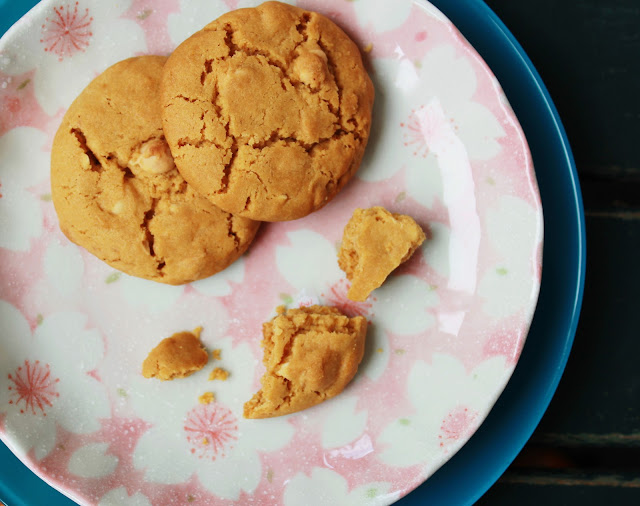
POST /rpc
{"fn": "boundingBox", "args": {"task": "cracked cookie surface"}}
[51,56,260,285]
[243,305,367,419]
[161,1,374,222]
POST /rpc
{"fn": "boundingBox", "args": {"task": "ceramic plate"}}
[0,1,543,504]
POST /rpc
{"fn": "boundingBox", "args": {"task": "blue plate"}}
[0,0,585,504]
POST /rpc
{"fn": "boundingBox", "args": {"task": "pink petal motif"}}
[40,2,93,61]
[438,406,478,452]
[401,107,431,159]
[483,328,523,365]
[7,360,60,416]
[184,404,238,461]
[0,71,52,137]
[323,279,372,317]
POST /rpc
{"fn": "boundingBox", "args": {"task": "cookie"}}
[199,392,216,404]
[208,367,229,381]
[142,327,208,380]
[338,206,426,301]
[243,305,367,419]
[161,1,374,221]
[51,56,260,285]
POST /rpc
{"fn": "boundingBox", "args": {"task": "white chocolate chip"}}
[308,48,328,62]
[129,139,176,175]
[111,201,124,215]
[292,51,328,88]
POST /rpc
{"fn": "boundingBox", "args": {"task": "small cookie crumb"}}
[243,305,367,419]
[364,43,373,53]
[208,367,229,381]
[142,327,208,380]
[338,207,426,302]
[211,349,222,360]
[198,392,216,404]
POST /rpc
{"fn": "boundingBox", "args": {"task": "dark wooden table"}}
[477,0,640,503]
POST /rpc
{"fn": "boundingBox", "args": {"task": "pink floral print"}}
[7,360,60,416]
[184,404,238,461]
[0,0,543,503]
[438,406,478,450]
[40,2,93,61]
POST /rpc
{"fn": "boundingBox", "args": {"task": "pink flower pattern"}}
[0,0,542,503]
[184,404,238,461]
[438,406,478,451]
[323,279,373,317]
[40,2,93,61]
[401,107,430,158]
[7,360,60,416]
[401,104,458,159]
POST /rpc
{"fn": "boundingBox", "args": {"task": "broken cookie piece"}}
[338,206,426,302]
[243,305,367,419]
[198,392,216,404]
[208,367,229,381]
[142,327,208,380]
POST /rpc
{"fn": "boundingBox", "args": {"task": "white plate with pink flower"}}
[0,0,543,504]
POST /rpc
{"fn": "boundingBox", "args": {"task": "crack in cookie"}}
[71,128,102,173]
[140,197,158,258]
[161,1,374,222]
[51,56,261,285]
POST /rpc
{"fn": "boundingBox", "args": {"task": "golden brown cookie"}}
[338,206,426,301]
[161,1,374,221]
[208,367,229,381]
[199,392,216,404]
[243,305,367,419]
[142,327,208,380]
[51,56,260,285]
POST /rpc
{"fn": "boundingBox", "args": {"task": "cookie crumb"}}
[243,305,367,419]
[208,367,229,381]
[198,392,216,404]
[142,327,208,380]
[338,207,426,302]
[364,42,373,53]
[211,349,222,360]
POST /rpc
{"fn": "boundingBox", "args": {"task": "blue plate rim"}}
[400,0,585,504]
[0,0,586,505]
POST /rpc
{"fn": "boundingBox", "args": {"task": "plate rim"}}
[0,0,584,505]
[398,0,585,504]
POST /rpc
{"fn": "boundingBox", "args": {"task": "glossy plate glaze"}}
[0,1,545,505]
